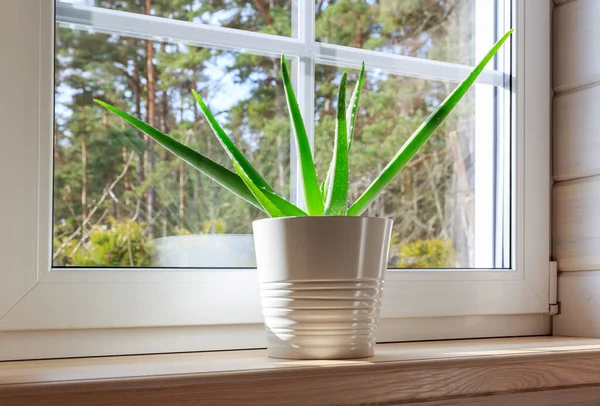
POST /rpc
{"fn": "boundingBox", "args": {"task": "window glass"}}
[314,65,501,269]
[315,0,492,66]
[53,0,507,269]
[53,26,288,267]
[68,0,293,37]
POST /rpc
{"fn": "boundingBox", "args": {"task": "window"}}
[54,0,506,270]
[0,0,551,360]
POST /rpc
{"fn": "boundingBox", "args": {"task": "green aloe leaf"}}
[348,29,514,216]
[192,89,275,194]
[193,88,305,218]
[108,127,147,154]
[347,61,366,151]
[324,73,349,216]
[281,54,324,216]
[94,99,264,211]
[232,162,307,218]
[322,167,332,203]
[322,63,365,201]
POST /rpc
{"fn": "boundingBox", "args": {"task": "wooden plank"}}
[555,0,579,5]
[553,177,600,271]
[554,0,600,92]
[554,271,600,337]
[554,86,600,181]
[404,386,600,406]
[5,336,591,385]
[3,337,600,405]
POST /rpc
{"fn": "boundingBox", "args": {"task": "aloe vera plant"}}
[96,29,513,218]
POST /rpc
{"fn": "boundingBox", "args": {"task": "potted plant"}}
[96,29,513,359]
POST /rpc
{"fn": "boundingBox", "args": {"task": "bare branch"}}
[69,209,109,257]
[53,153,135,260]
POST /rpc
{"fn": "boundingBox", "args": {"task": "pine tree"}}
[54,0,474,267]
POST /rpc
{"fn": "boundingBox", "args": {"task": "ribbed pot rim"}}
[253,216,393,226]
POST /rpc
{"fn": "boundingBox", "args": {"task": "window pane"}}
[53,26,290,267]
[314,64,504,269]
[315,0,495,65]
[68,0,293,37]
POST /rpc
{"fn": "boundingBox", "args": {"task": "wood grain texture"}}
[553,177,600,271]
[402,386,600,406]
[3,337,600,405]
[554,0,600,92]
[554,0,580,6]
[553,86,600,181]
[554,271,600,337]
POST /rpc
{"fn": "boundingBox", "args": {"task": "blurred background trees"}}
[54,0,479,268]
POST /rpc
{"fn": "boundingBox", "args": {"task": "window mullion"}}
[55,1,307,58]
[497,0,514,269]
[55,1,504,86]
[291,1,316,208]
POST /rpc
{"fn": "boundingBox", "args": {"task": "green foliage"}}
[280,55,324,215]
[393,238,456,269]
[54,0,506,268]
[55,218,154,267]
[169,219,228,235]
[322,63,365,201]
[98,30,511,218]
[192,89,276,194]
[108,127,147,154]
[232,161,307,217]
[347,29,513,215]
[324,72,349,215]
[202,219,228,234]
[95,99,262,210]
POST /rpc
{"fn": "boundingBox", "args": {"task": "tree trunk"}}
[81,106,88,237]
[54,120,61,165]
[133,55,142,119]
[145,0,156,236]
[132,52,145,214]
[103,109,119,220]
[254,0,273,25]
[179,164,186,229]
[54,64,62,165]
[191,77,200,230]
[260,13,285,196]
[160,42,170,133]
[191,77,198,125]
[122,145,131,191]
[191,171,199,231]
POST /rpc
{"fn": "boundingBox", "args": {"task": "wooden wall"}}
[552,0,600,336]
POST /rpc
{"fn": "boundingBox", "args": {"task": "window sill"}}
[2,336,600,405]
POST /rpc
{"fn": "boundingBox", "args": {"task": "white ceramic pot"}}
[253,216,393,359]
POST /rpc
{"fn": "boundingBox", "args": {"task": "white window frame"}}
[0,0,551,360]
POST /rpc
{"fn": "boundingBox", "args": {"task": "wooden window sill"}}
[2,336,600,405]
